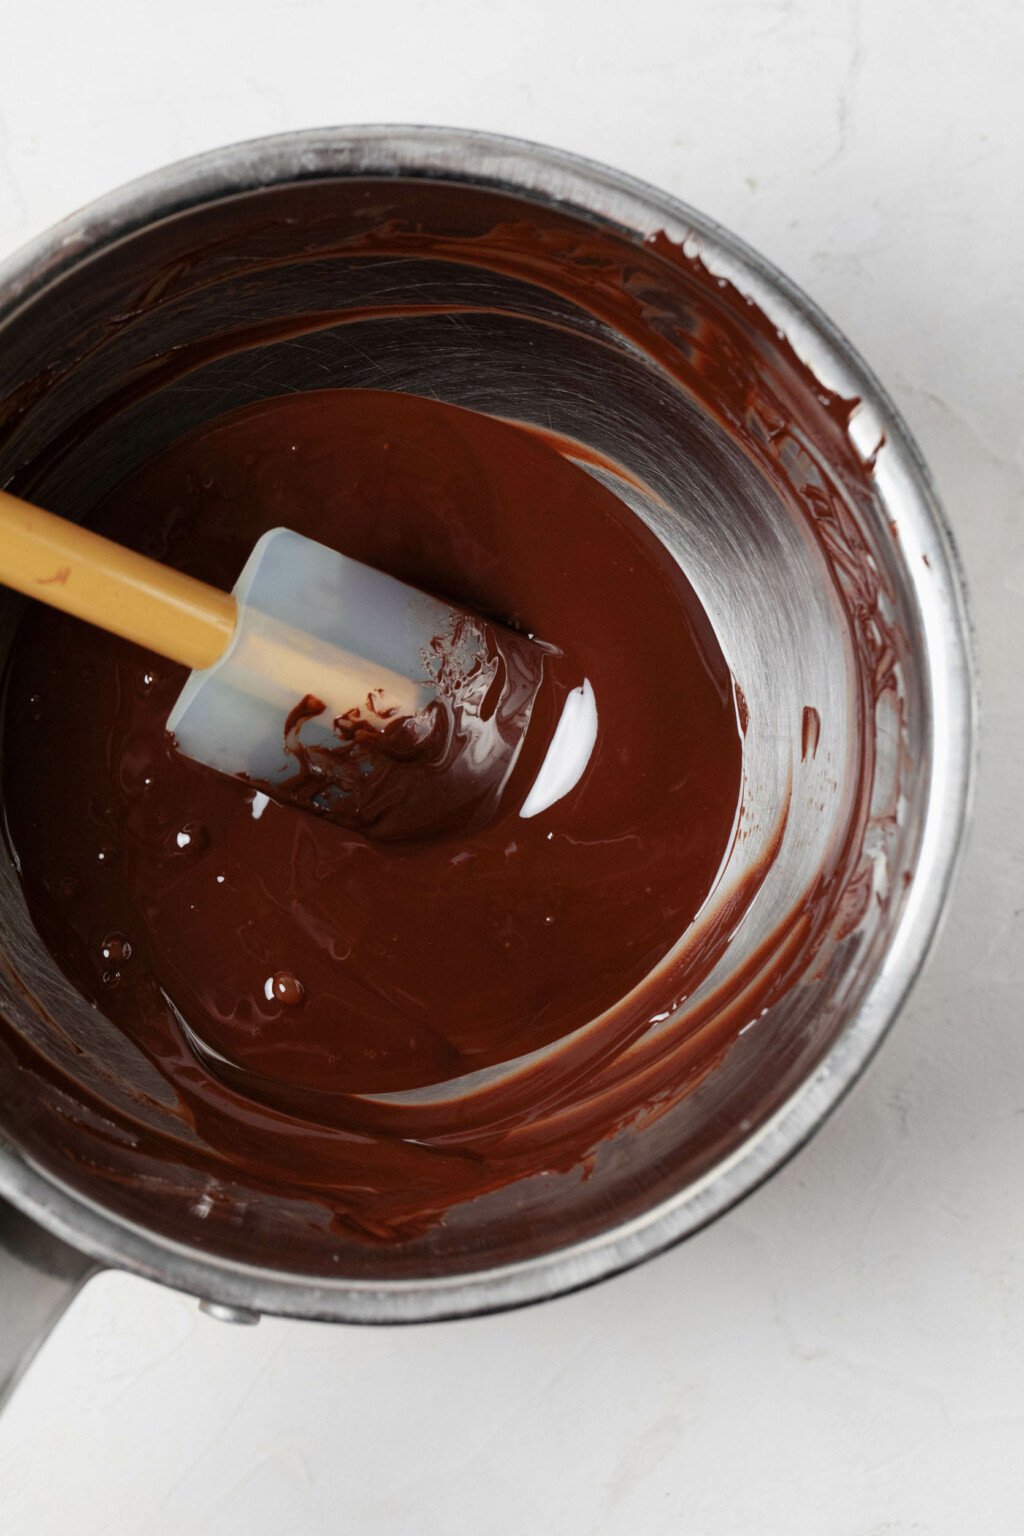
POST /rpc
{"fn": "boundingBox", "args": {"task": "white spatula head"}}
[166,528,551,841]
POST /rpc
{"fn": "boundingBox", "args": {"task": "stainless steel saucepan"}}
[0,127,973,1407]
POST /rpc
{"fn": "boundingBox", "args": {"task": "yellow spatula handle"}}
[0,489,236,670]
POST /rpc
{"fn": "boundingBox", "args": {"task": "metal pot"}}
[0,127,973,1404]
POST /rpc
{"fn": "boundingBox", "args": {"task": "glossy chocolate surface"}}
[3,389,743,1237]
[0,175,902,1260]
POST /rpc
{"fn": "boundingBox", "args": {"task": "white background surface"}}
[1,1,1022,1531]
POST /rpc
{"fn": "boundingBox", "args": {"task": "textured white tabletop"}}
[1,1,1021,1531]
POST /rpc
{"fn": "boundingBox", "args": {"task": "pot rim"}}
[0,125,975,1323]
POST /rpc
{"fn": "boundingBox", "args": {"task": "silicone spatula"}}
[0,489,555,841]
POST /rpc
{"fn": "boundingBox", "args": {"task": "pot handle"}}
[0,1195,99,1411]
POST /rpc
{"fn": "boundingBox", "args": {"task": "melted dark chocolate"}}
[0,180,901,1254]
[2,389,743,1231]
